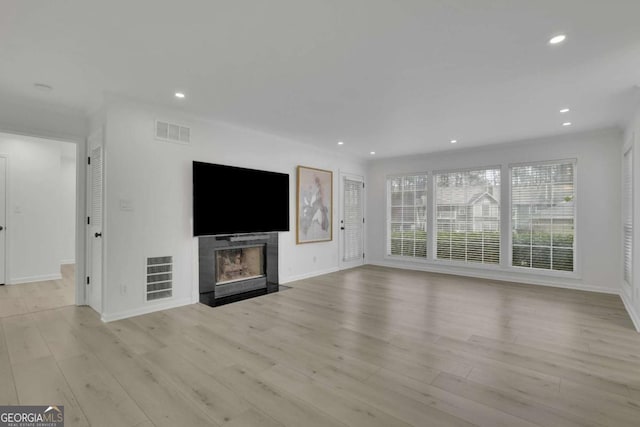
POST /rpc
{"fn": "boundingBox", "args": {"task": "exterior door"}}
[87,131,103,313]
[340,173,365,269]
[0,157,5,284]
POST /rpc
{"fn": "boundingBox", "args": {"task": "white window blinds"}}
[624,148,633,285]
[388,174,427,258]
[435,168,501,264]
[343,177,364,262]
[511,161,575,272]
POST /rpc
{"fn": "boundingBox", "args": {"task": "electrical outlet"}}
[121,284,127,295]
[313,256,317,263]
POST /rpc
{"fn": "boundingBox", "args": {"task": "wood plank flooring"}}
[0,264,75,317]
[1,265,639,426]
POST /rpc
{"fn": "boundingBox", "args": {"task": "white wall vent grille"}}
[146,256,173,301]
[155,120,190,144]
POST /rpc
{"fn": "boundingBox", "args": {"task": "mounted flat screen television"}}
[193,161,290,236]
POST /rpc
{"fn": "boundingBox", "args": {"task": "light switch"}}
[119,199,134,211]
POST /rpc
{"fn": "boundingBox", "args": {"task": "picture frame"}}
[296,165,333,244]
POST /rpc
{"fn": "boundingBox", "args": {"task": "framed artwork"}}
[297,165,333,244]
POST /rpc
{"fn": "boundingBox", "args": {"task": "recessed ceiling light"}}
[337,141,344,145]
[33,83,53,92]
[370,151,376,155]
[560,108,570,113]
[175,92,185,99]
[562,122,572,126]
[549,34,567,45]
[450,139,458,144]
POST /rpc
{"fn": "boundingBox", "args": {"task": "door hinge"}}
[362,182,365,188]
[87,156,91,165]
[363,253,365,259]
[363,217,365,224]
[87,216,90,225]
[86,276,90,285]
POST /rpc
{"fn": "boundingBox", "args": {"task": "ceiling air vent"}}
[155,120,190,144]
[146,256,173,301]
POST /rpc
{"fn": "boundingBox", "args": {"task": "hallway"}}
[0,264,75,317]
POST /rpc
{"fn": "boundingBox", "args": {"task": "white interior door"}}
[0,157,6,284]
[340,173,364,269]
[87,132,103,313]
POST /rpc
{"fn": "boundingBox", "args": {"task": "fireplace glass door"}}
[215,246,265,285]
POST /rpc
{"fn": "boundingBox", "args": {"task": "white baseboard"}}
[101,297,192,322]
[60,259,75,265]
[280,266,340,284]
[620,291,640,332]
[9,273,63,285]
[368,260,619,295]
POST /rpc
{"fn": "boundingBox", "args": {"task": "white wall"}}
[0,133,76,283]
[622,108,640,329]
[0,94,86,142]
[366,128,622,293]
[60,143,76,264]
[101,98,366,320]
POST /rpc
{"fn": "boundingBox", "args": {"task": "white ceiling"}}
[1,0,640,158]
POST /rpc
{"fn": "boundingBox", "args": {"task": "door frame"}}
[339,171,365,270]
[0,154,8,285]
[0,128,87,305]
[74,135,88,306]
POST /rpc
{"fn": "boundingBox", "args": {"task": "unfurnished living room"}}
[1,1,640,426]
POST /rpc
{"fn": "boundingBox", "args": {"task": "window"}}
[482,203,490,217]
[388,174,427,258]
[624,148,633,285]
[435,168,501,264]
[511,161,575,272]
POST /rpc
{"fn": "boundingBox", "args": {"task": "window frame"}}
[382,159,580,279]
[432,165,502,266]
[508,158,579,277]
[385,172,429,260]
[623,147,633,288]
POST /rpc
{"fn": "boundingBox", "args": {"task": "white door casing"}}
[0,157,6,284]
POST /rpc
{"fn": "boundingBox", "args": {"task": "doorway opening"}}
[0,132,77,316]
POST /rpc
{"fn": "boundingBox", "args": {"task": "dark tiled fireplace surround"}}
[198,233,279,307]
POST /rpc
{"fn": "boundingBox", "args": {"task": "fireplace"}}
[216,246,265,284]
[199,233,278,306]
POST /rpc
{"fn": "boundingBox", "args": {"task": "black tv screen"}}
[193,161,290,236]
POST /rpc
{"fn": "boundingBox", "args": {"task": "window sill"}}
[383,254,580,280]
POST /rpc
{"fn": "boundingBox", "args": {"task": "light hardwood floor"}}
[0,264,75,317]
[1,265,639,426]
